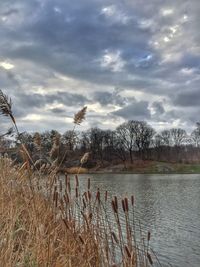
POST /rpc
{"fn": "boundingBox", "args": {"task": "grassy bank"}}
[84,161,200,174]
[0,158,158,267]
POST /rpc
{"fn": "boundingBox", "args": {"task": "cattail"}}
[53,186,57,201]
[87,178,90,190]
[75,175,79,187]
[83,198,86,209]
[125,245,131,258]
[75,187,78,198]
[80,152,90,165]
[105,190,108,202]
[67,182,71,193]
[131,195,134,206]
[122,199,126,213]
[96,189,100,203]
[112,200,118,213]
[79,235,85,245]
[114,196,118,210]
[148,231,151,241]
[125,197,129,212]
[147,253,153,265]
[73,106,87,125]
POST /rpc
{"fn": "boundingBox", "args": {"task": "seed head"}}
[0,90,15,123]
[73,106,87,125]
[80,152,90,165]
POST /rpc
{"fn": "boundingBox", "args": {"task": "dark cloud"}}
[93,89,127,106]
[152,101,165,115]
[50,108,65,114]
[0,0,199,131]
[112,100,151,121]
[9,91,90,120]
[174,90,200,107]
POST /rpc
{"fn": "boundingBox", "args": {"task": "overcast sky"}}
[0,0,200,133]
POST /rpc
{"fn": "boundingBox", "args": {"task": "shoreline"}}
[64,161,200,175]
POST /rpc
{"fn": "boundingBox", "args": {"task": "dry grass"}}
[0,158,158,267]
[0,90,160,266]
[66,167,88,174]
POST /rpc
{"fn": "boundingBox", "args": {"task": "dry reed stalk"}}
[0,156,159,266]
[33,132,42,151]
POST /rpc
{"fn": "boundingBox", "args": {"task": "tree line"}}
[1,120,200,167]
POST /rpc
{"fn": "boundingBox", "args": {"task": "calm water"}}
[77,173,200,267]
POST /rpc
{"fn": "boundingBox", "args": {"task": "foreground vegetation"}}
[0,158,159,267]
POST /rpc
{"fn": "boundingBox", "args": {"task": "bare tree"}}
[191,123,200,147]
[130,121,155,160]
[116,121,135,163]
[170,128,187,147]
[62,130,78,151]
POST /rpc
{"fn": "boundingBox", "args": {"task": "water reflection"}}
[75,173,200,267]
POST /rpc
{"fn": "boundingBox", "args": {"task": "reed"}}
[0,158,159,267]
[0,90,160,266]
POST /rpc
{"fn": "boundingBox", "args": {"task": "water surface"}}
[77,173,200,267]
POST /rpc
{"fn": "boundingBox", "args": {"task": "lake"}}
[77,173,200,267]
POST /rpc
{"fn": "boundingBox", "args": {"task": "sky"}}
[0,0,200,133]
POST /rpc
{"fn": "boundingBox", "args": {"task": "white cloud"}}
[0,61,15,70]
[101,5,130,24]
[101,5,115,16]
[161,8,174,16]
[163,36,170,42]
[180,68,196,75]
[22,114,42,121]
[138,19,155,30]
[99,50,126,72]
[169,25,179,35]
[181,14,189,23]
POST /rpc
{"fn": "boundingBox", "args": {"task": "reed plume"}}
[80,152,90,165]
[73,106,87,125]
[49,134,60,160]
[0,89,13,120]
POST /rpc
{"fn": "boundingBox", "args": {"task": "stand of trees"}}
[1,120,200,166]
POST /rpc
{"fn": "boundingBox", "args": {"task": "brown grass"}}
[0,90,159,266]
[66,167,88,174]
[0,158,158,267]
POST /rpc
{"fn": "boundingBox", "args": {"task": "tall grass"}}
[0,90,160,266]
[0,158,159,267]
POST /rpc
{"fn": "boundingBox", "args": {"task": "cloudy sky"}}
[0,0,200,133]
